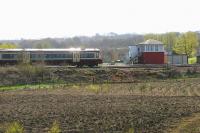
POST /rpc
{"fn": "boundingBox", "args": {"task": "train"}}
[0,48,103,67]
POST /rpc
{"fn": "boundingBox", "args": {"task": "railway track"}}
[46,64,200,69]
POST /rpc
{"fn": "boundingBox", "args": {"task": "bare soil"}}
[169,112,200,133]
[1,88,200,133]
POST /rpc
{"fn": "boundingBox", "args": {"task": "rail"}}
[44,64,200,69]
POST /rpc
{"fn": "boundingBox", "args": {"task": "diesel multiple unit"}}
[0,48,102,67]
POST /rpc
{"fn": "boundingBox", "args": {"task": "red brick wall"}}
[140,52,165,64]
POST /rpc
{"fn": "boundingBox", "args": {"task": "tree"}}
[110,49,119,61]
[173,32,198,57]
[144,32,179,52]
[0,43,18,49]
[163,32,179,52]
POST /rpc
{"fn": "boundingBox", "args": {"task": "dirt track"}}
[1,89,200,133]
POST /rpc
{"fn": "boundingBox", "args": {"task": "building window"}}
[150,45,154,51]
[146,45,148,51]
[158,45,164,51]
[155,45,158,51]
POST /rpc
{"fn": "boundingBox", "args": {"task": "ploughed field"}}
[1,79,200,133]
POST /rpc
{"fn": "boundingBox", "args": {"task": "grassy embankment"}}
[1,64,200,91]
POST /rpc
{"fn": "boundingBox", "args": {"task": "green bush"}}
[48,121,61,133]
[5,122,24,133]
[188,57,197,64]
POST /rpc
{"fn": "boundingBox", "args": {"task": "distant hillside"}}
[11,34,144,49]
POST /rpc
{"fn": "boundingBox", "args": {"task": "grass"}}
[86,84,111,94]
[0,82,74,91]
[2,77,200,97]
[0,84,52,91]
[0,82,108,92]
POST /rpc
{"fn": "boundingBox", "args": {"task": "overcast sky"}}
[0,0,199,39]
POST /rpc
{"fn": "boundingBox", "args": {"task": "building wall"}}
[128,46,138,59]
[164,53,168,64]
[167,55,188,64]
[139,52,165,64]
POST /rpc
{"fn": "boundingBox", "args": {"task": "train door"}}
[73,52,80,63]
[22,51,30,63]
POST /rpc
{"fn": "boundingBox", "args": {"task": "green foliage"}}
[0,43,18,49]
[174,32,198,57]
[144,32,199,58]
[188,57,197,64]
[33,39,52,49]
[5,122,24,133]
[144,32,179,50]
[48,121,61,133]
[0,83,53,91]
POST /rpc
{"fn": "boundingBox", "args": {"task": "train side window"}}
[96,52,99,58]
[44,53,72,59]
[80,52,95,58]
[30,54,35,58]
[66,53,73,58]
[2,54,16,59]
[88,53,94,58]
[80,52,86,58]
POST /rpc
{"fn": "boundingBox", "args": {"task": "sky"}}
[0,0,199,39]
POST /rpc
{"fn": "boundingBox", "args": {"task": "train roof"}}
[0,48,100,52]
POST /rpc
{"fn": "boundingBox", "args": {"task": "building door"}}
[73,52,80,62]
